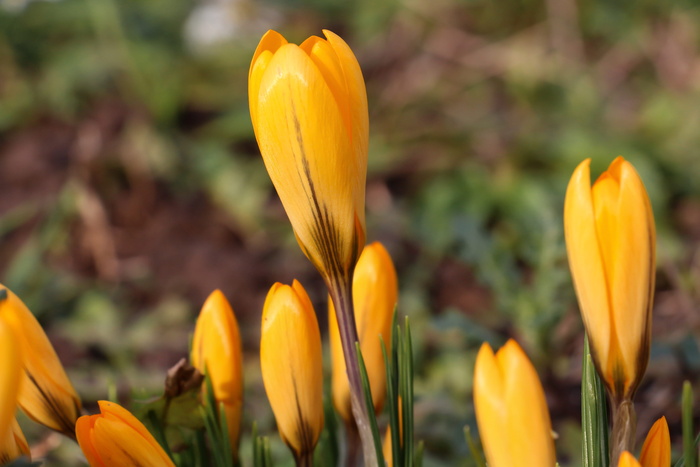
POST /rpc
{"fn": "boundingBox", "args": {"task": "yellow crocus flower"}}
[330,242,397,422]
[260,280,323,462]
[639,417,670,467]
[75,400,175,467]
[1,419,31,463]
[618,451,643,467]
[564,157,655,399]
[473,340,556,467]
[0,316,25,464]
[191,290,243,457]
[0,285,81,438]
[249,29,368,283]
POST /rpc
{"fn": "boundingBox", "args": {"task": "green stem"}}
[328,275,378,467]
[610,398,636,465]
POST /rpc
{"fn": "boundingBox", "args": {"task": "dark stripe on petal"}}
[25,370,78,438]
[288,96,349,282]
[291,372,315,456]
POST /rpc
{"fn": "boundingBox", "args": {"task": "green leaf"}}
[201,370,234,467]
[581,335,609,467]
[463,426,486,467]
[400,317,415,467]
[683,381,696,467]
[356,341,385,465]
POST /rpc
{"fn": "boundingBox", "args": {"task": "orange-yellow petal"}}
[0,285,81,438]
[76,401,175,467]
[260,280,324,457]
[640,416,670,467]
[564,159,612,375]
[191,290,243,455]
[248,30,368,282]
[473,340,556,467]
[0,316,20,445]
[1,418,31,464]
[564,157,655,399]
[618,451,642,467]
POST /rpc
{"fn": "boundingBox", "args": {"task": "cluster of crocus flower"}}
[258,242,398,464]
[249,28,387,465]
[0,22,682,467]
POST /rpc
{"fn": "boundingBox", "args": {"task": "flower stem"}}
[294,450,314,467]
[610,398,636,465]
[328,275,379,467]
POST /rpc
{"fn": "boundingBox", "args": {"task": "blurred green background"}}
[1,0,699,465]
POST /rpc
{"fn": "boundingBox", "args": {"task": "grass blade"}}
[581,335,609,467]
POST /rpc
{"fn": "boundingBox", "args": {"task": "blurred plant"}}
[564,157,655,462]
[248,28,376,464]
[472,339,556,467]
[260,280,324,466]
[75,400,175,467]
[190,289,243,459]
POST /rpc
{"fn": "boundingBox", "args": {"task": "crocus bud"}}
[191,290,243,456]
[0,316,26,464]
[249,29,368,282]
[0,285,81,438]
[330,242,398,421]
[1,419,31,463]
[473,340,556,467]
[564,157,655,400]
[640,417,670,467]
[618,451,642,467]
[75,400,175,467]
[260,280,324,460]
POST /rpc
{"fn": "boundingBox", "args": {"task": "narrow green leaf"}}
[683,381,696,467]
[401,317,415,467]
[413,440,424,467]
[218,402,234,466]
[195,429,208,467]
[356,342,385,465]
[382,335,402,467]
[582,335,609,467]
[464,426,486,467]
[674,433,700,467]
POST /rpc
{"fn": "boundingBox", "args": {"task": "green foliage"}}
[682,381,696,467]
[381,315,420,467]
[581,336,609,467]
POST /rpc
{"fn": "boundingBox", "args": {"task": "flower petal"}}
[640,416,670,467]
[254,43,358,278]
[0,285,81,437]
[564,160,612,380]
[260,282,324,456]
